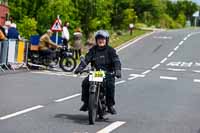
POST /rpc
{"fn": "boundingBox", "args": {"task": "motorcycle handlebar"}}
[80,69,115,77]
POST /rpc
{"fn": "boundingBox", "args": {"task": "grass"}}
[109,29,150,48]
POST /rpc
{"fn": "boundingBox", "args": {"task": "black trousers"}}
[81,76,115,106]
[63,39,68,49]
[40,49,56,60]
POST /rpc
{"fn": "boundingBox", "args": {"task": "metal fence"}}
[0,39,29,72]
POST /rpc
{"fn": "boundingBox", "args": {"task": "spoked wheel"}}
[88,93,97,125]
[59,56,76,72]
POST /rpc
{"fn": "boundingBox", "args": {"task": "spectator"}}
[73,27,82,59]
[85,32,95,52]
[62,21,70,48]
[3,20,11,36]
[7,23,21,40]
[129,23,134,35]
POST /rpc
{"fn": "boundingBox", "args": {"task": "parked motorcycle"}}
[28,46,76,72]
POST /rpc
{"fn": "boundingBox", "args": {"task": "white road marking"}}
[193,70,200,73]
[0,105,44,120]
[152,64,160,69]
[168,51,174,57]
[153,36,172,39]
[31,71,77,77]
[129,74,145,77]
[97,121,126,133]
[122,68,133,71]
[183,37,187,41]
[179,41,184,45]
[174,46,179,51]
[160,58,168,64]
[54,93,81,103]
[115,80,126,85]
[194,79,200,83]
[142,70,151,75]
[128,76,138,80]
[160,76,178,80]
[167,68,186,72]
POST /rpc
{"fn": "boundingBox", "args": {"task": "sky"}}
[192,0,200,5]
[171,0,200,5]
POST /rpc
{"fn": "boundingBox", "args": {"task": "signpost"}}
[192,11,199,27]
[50,15,62,44]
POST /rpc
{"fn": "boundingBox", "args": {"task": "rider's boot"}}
[80,103,88,111]
[107,106,117,115]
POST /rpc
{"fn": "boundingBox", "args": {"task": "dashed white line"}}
[0,105,44,120]
[97,121,126,133]
[183,37,187,41]
[122,68,133,71]
[187,34,191,38]
[129,74,145,77]
[174,46,179,51]
[167,68,186,72]
[160,76,178,80]
[160,58,168,64]
[168,51,174,57]
[128,76,138,80]
[115,80,126,85]
[179,41,184,45]
[54,93,81,103]
[192,70,200,73]
[152,64,160,69]
[194,79,200,83]
[142,70,151,75]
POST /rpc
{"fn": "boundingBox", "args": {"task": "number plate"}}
[89,71,105,82]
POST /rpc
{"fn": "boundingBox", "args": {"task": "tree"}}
[17,16,37,39]
[121,8,137,29]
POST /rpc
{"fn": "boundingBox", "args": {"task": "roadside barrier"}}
[0,39,29,72]
[0,40,9,72]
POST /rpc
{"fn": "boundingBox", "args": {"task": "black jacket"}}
[81,45,121,72]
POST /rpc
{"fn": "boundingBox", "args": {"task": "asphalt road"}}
[1,28,200,133]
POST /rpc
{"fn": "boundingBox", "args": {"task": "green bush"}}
[135,23,147,29]
[176,12,186,27]
[17,16,37,39]
[159,14,182,29]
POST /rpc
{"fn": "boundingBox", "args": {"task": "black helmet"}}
[95,30,109,45]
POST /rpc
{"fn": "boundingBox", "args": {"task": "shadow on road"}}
[54,113,89,125]
[54,113,112,125]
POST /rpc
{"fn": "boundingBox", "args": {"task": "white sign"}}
[193,11,199,17]
[51,18,62,32]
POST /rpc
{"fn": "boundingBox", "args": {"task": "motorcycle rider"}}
[74,30,122,114]
[39,29,62,67]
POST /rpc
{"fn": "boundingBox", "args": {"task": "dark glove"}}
[115,70,121,78]
[74,66,83,74]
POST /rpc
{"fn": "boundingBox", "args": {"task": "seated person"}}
[39,29,61,67]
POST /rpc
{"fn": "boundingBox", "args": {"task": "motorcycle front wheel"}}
[59,56,76,72]
[88,92,97,125]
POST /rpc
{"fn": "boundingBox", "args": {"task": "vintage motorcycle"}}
[81,67,114,124]
[28,46,77,72]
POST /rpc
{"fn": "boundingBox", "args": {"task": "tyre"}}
[88,92,97,124]
[59,56,76,72]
